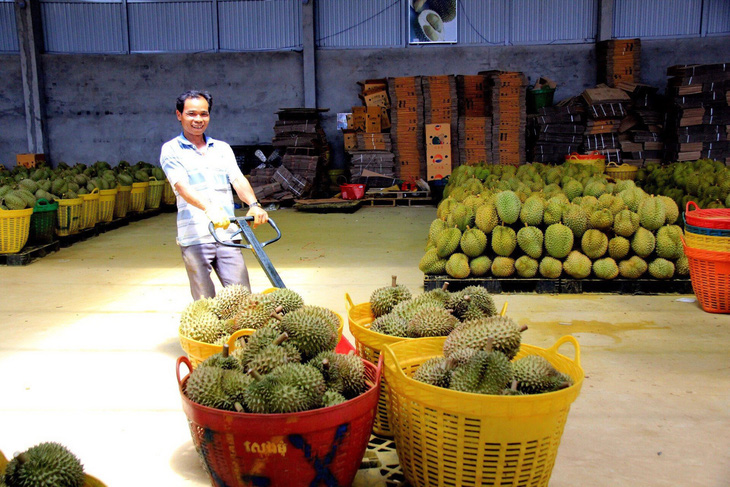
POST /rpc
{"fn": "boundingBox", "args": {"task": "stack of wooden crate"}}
[482,70,528,166]
[456,74,492,166]
[597,38,641,88]
[388,76,425,180]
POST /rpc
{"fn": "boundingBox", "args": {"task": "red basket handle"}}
[176,355,193,389]
[685,200,699,213]
[547,335,581,368]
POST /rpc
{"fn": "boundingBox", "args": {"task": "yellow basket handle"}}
[227,328,256,351]
[91,187,99,194]
[606,161,619,168]
[499,301,508,317]
[566,152,579,161]
[345,293,355,311]
[547,335,581,368]
[0,448,8,470]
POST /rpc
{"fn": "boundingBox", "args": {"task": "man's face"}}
[176,97,210,139]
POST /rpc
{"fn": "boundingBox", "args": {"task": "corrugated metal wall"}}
[704,0,730,36]
[0,1,19,53]
[510,0,596,44]
[218,0,301,51]
[614,0,703,38]
[41,1,125,53]
[315,0,402,48]
[458,0,507,45]
[128,1,214,52]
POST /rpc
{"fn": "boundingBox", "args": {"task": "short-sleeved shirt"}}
[160,133,244,247]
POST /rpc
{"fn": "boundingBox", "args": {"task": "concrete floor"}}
[1,206,729,486]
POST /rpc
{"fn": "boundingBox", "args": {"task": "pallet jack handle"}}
[208,216,286,289]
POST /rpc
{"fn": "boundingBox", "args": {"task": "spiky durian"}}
[3,442,85,487]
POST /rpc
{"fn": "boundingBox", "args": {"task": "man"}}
[160,90,268,300]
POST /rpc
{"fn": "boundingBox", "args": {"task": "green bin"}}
[527,87,556,113]
[28,198,58,246]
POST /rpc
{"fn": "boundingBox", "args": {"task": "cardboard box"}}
[426,123,451,146]
[16,153,46,169]
[427,149,452,180]
[360,90,390,109]
[343,131,358,151]
[380,107,391,130]
[365,106,382,133]
[358,78,388,94]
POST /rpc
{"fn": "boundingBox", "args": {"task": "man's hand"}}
[247,205,268,229]
[205,206,230,229]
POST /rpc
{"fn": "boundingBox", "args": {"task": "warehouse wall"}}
[1,35,729,169]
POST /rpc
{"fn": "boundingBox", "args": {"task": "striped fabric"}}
[160,133,244,247]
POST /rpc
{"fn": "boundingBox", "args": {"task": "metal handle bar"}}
[208,216,282,249]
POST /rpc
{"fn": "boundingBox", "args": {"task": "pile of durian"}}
[413,317,573,396]
[421,162,689,280]
[179,285,329,345]
[0,160,166,210]
[1,442,85,487]
[368,277,497,338]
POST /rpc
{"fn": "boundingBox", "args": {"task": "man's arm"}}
[173,180,230,229]
[232,176,268,228]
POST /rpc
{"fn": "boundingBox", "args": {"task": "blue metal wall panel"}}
[614,0,702,38]
[218,0,301,51]
[41,1,125,53]
[510,0,596,44]
[315,0,402,48]
[704,0,730,35]
[0,2,19,53]
[458,0,506,45]
[128,1,214,52]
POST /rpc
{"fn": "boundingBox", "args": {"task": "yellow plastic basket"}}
[114,185,132,218]
[97,188,118,223]
[180,309,345,368]
[383,335,584,487]
[565,151,606,173]
[56,198,83,236]
[346,293,405,437]
[0,449,107,486]
[145,178,165,210]
[129,182,149,213]
[79,188,100,229]
[605,161,638,180]
[162,181,176,205]
[684,229,730,253]
[0,208,33,254]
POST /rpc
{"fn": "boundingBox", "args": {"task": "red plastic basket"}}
[685,201,730,230]
[176,354,381,487]
[683,239,730,314]
[340,184,365,200]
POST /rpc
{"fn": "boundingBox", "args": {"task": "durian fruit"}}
[445,252,471,278]
[469,255,492,277]
[581,229,609,259]
[406,305,458,338]
[648,258,675,279]
[563,251,592,279]
[309,351,345,394]
[436,227,462,258]
[457,285,497,319]
[273,308,338,360]
[631,227,656,258]
[474,203,499,234]
[539,256,563,278]
[658,195,679,224]
[543,196,565,225]
[519,196,544,226]
[186,365,234,410]
[419,248,448,275]
[333,351,368,399]
[618,256,648,279]
[428,218,449,245]
[638,196,666,231]
[267,288,304,314]
[460,227,488,257]
[322,389,347,408]
[656,225,683,260]
[266,363,327,413]
[200,344,240,370]
[429,0,456,22]
[515,255,539,278]
[491,225,517,257]
[495,190,521,224]
[613,209,640,237]
[544,223,574,259]
[3,442,85,487]
[413,356,455,388]
[444,315,526,360]
[210,284,250,320]
[675,254,690,276]
[491,256,515,277]
[563,179,583,201]
[449,341,513,395]
[513,355,572,394]
[517,225,543,259]
[608,236,630,260]
[562,204,589,238]
[501,379,526,396]
[369,313,408,337]
[229,294,278,332]
[589,208,614,231]
[593,257,619,279]
[221,368,253,409]
[369,276,412,317]
[243,332,302,375]
[179,298,226,344]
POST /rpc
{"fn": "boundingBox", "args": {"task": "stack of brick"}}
[272,108,331,198]
[581,86,632,164]
[422,75,459,167]
[481,70,527,166]
[527,102,585,164]
[597,38,641,88]
[617,83,665,166]
[388,76,425,180]
[456,74,491,166]
[664,63,730,163]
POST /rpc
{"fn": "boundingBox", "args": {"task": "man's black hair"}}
[176,90,213,113]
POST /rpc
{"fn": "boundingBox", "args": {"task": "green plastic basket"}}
[28,198,58,246]
[527,87,556,113]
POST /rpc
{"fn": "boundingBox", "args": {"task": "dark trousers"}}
[180,241,250,300]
